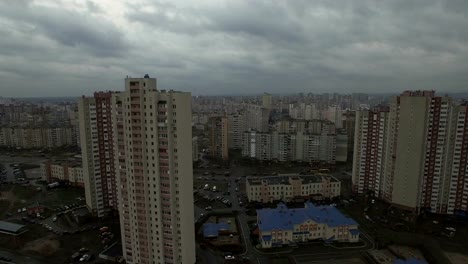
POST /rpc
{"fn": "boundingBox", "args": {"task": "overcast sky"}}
[1,0,468,97]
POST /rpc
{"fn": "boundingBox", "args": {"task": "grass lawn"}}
[55,187,84,202]
[12,185,37,200]
[0,200,10,215]
[40,187,85,208]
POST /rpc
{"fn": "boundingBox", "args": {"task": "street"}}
[193,158,375,264]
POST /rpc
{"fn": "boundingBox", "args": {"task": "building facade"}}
[352,107,389,197]
[352,91,468,215]
[246,174,341,202]
[192,137,199,162]
[244,104,269,132]
[242,131,336,163]
[112,76,195,264]
[40,161,84,187]
[257,203,359,248]
[78,92,118,217]
[326,105,343,129]
[227,113,245,149]
[209,116,229,160]
[262,93,272,109]
[0,126,75,148]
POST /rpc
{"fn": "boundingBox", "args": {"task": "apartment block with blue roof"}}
[257,202,359,248]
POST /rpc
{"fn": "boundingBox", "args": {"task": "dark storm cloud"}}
[0,1,127,58]
[1,0,468,96]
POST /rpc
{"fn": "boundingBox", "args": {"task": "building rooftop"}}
[247,174,339,186]
[257,202,357,231]
[0,221,28,235]
[72,206,91,217]
[203,222,230,238]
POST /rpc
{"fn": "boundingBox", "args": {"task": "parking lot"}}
[0,193,120,264]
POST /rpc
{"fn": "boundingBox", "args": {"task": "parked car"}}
[224,253,235,260]
[79,254,91,262]
[79,247,89,253]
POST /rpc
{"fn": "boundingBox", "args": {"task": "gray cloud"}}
[1,0,468,97]
[0,1,128,58]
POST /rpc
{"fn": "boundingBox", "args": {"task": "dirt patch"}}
[22,235,61,257]
[0,191,15,212]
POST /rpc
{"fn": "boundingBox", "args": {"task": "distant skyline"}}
[1,0,468,97]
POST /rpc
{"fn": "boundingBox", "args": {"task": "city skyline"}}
[2,1,468,97]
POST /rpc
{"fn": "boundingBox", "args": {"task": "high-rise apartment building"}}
[112,76,195,264]
[352,107,389,197]
[209,116,229,160]
[326,105,343,129]
[245,104,269,132]
[343,111,356,156]
[78,92,118,217]
[352,91,468,216]
[262,93,272,109]
[242,130,336,163]
[227,112,245,149]
[447,102,468,215]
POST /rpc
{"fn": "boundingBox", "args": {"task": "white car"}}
[22,208,26,212]
[79,254,90,262]
[446,227,456,232]
[224,255,235,260]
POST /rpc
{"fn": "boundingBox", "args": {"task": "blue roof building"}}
[257,202,360,248]
[203,222,230,238]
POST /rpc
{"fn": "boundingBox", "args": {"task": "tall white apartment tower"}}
[353,91,468,216]
[112,75,195,264]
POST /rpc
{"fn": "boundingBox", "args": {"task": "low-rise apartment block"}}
[246,174,341,203]
[257,203,359,248]
[40,161,84,187]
